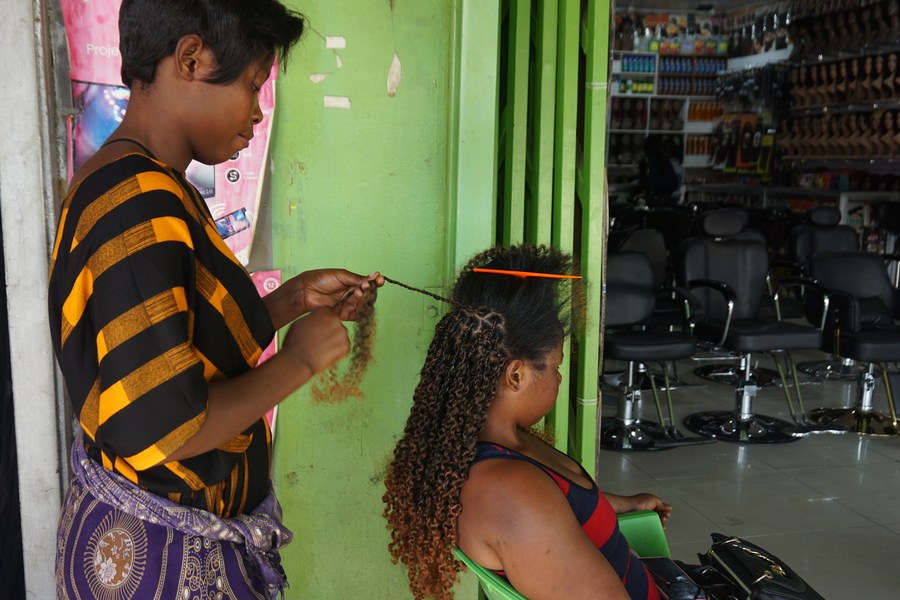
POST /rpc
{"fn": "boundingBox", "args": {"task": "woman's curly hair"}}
[382,244,576,600]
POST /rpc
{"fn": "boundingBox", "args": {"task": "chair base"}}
[694,364,780,387]
[797,359,866,382]
[601,419,667,451]
[601,369,703,392]
[601,419,715,451]
[806,407,900,436]
[684,410,801,443]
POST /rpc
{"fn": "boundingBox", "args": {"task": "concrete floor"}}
[599,350,900,599]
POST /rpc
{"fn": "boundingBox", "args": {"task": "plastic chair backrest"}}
[455,509,669,600]
[616,509,671,558]
[453,547,527,600]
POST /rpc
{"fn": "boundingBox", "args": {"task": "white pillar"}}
[0,0,65,597]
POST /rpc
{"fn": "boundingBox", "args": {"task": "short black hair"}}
[119,0,305,88]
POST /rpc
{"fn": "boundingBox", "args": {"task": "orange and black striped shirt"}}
[49,154,275,517]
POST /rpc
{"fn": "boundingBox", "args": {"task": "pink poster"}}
[251,271,282,436]
[61,0,276,266]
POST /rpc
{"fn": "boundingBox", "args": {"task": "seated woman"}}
[383,245,671,600]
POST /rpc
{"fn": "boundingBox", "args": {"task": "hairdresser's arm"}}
[263,269,383,329]
[161,308,349,464]
[461,461,632,600]
[605,492,672,528]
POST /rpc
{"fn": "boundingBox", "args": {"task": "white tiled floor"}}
[598,351,900,599]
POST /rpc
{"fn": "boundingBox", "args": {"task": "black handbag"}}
[700,533,826,600]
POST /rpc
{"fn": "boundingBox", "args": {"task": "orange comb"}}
[472,267,582,279]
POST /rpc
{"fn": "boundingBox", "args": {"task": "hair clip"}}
[472,267,582,280]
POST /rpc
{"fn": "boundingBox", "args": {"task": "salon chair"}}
[675,209,825,443]
[690,208,788,388]
[789,205,864,381]
[601,251,706,450]
[803,251,900,435]
[617,228,686,329]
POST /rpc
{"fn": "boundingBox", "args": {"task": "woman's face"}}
[887,111,895,131]
[519,342,563,425]
[865,56,873,75]
[890,54,898,73]
[876,55,884,75]
[851,59,860,77]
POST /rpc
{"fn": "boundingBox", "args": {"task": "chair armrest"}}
[771,276,829,328]
[687,278,736,347]
[659,285,702,325]
[767,261,807,295]
[822,287,861,333]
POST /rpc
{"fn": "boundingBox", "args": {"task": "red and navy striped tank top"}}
[472,442,660,600]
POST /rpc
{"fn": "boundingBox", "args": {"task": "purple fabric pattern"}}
[56,430,293,599]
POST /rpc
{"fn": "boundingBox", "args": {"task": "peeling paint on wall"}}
[325,35,347,49]
[387,53,402,97]
[323,95,352,109]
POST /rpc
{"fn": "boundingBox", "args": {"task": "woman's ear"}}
[173,34,213,81]
[503,359,525,392]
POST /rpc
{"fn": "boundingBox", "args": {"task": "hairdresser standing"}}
[48,1,382,597]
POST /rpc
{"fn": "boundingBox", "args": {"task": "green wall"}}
[269,1,483,596]
[266,0,612,595]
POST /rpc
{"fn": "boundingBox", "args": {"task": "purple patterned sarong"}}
[56,431,293,599]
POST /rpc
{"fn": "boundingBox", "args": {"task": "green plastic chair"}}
[454,509,669,600]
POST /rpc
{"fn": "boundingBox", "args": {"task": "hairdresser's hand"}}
[605,493,673,529]
[265,269,383,329]
[281,307,351,375]
[299,269,383,321]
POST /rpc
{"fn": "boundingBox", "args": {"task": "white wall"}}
[0,0,65,597]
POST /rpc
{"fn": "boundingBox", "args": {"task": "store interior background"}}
[604,0,900,597]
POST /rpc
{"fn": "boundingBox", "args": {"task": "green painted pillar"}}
[268,1,498,597]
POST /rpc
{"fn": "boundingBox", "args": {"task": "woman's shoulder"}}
[69,151,174,199]
[463,453,567,522]
[459,452,571,566]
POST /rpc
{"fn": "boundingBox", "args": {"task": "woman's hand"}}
[606,492,673,528]
[281,307,351,375]
[303,269,384,321]
[264,269,384,329]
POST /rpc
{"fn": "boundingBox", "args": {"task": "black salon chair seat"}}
[675,209,826,443]
[803,251,900,435]
[601,251,709,451]
[694,319,822,352]
[605,332,696,360]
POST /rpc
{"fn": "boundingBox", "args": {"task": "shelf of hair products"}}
[611,0,900,238]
